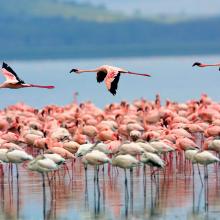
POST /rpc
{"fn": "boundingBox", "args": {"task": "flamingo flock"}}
[1,60,220,215]
[0,94,220,184]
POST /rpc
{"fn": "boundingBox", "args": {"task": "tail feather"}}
[29,84,55,89]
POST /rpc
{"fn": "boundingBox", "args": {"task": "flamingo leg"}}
[125,71,151,77]
[197,163,203,186]
[15,164,19,179]
[130,168,134,213]
[42,173,46,220]
[24,84,54,89]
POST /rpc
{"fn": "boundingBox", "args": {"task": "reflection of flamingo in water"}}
[70,65,151,95]
[0,62,55,89]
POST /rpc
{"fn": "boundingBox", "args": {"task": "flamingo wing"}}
[105,71,121,95]
[1,62,25,83]
[96,71,107,83]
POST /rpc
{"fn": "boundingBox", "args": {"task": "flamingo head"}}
[70,68,79,73]
[192,62,202,67]
[2,62,7,69]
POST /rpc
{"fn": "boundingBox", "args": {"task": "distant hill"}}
[0,0,220,60]
[0,0,125,21]
[74,0,220,17]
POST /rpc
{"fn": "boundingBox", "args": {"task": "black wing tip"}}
[192,62,202,67]
[109,72,120,96]
[109,90,117,96]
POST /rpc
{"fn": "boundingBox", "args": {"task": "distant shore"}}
[1,43,220,61]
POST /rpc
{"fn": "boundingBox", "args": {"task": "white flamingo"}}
[112,154,139,184]
[6,148,33,178]
[75,143,94,157]
[82,150,110,181]
[141,152,165,169]
[43,152,65,165]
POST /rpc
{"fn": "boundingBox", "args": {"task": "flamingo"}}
[93,142,111,154]
[43,152,65,165]
[141,152,165,169]
[193,151,220,168]
[129,130,142,142]
[82,149,110,167]
[119,142,145,156]
[28,154,58,217]
[75,143,93,157]
[6,148,33,178]
[82,150,110,181]
[112,154,139,184]
[193,62,220,71]
[136,141,158,153]
[140,151,165,178]
[0,62,55,89]
[70,65,151,95]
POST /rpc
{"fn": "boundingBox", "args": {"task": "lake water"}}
[0,159,220,220]
[0,55,220,109]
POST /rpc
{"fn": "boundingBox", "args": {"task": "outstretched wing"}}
[96,71,107,83]
[1,62,25,83]
[105,71,121,96]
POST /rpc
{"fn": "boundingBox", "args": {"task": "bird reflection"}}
[94,178,101,215]
[0,160,220,220]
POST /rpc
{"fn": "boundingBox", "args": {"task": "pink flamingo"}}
[0,62,55,89]
[70,65,151,95]
[193,62,220,71]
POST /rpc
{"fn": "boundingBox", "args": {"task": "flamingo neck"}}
[202,64,220,67]
[77,69,99,73]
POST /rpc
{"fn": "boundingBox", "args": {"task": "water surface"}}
[0,159,220,220]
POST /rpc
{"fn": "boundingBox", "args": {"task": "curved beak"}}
[192,62,202,67]
[70,68,79,73]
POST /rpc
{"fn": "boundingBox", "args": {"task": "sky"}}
[75,0,220,17]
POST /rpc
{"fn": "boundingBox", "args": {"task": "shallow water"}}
[1,157,220,220]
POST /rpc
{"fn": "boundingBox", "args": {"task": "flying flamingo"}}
[193,62,220,71]
[70,65,151,95]
[0,62,55,89]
